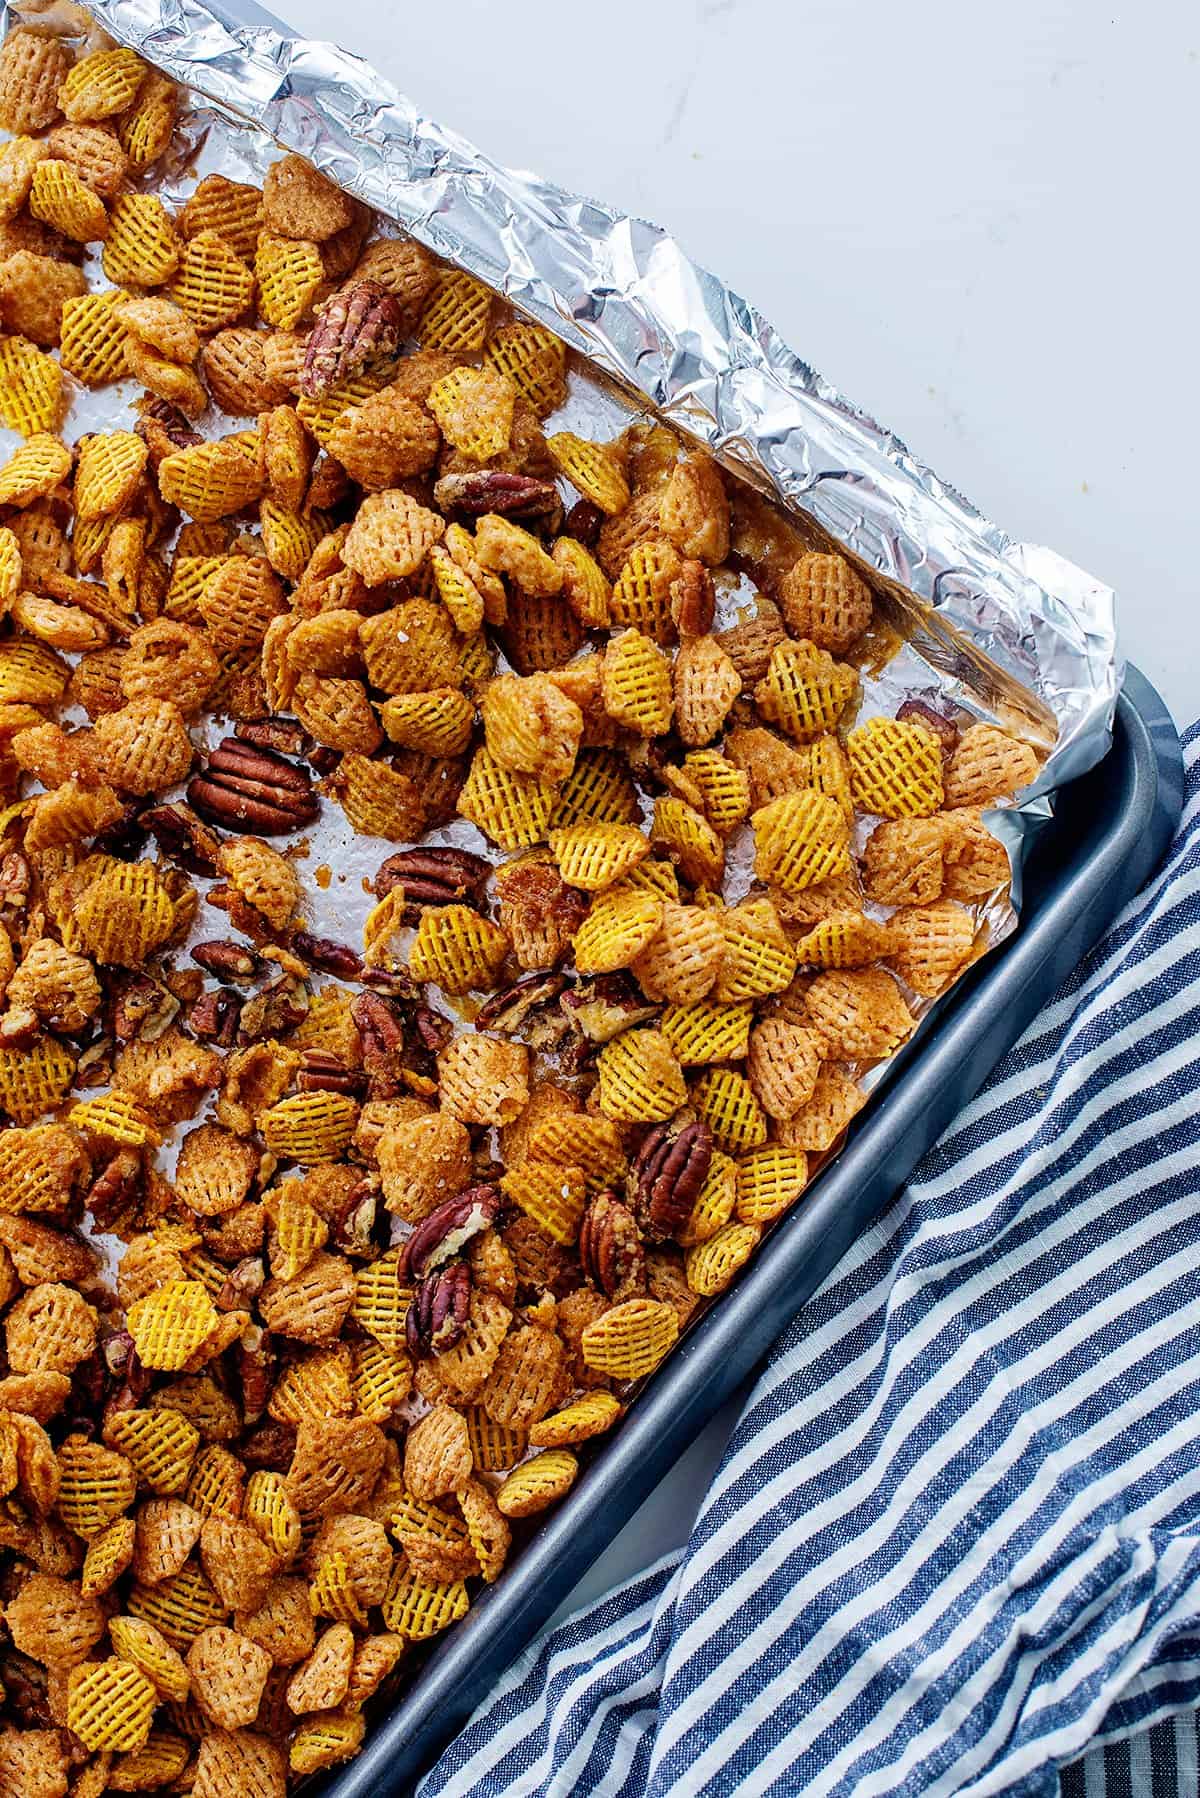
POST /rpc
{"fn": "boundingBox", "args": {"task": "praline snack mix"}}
[0,4,1112,1791]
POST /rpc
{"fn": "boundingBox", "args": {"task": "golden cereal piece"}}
[549,821,648,891]
[186,1443,246,1518]
[481,670,582,784]
[528,1390,622,1448]
[102,193,181,287]
[685,1220,760,1296]
[495,1447,578,1518]
[56,1433,137,1538]
[46,121,128,202]
[861,814,948,906]
[68,1092,160,1149]
[58,291,128,385]
[255,231,323,330]
[501,585,585,674]
[290,1711,366,1776]
[661,998,753,1067]
[116,68,177,168]
[334,752,427,841]
[194,1729,286,1796]
[940,806,1011,900]
[458,745,556,851]
[269,1345,350,1423]
[438,1034,530,1127]
[67,1656,158,1754]
[408,905,509,994]
[104,1408,200,1497]
[244,1470,302,1563]
[752,790,851,896]
[526,1110,626,1190]
[381,1561,470,1640]
[59,46,146,122]
[418,268,492,353]
[179,173,263,257]
[29,157,107,241]
[287,1621,355,1714]
[0,431,70,507]
[674,635,742,748]
[124,333,207,417]
[296,359,396,446]
[0,1121,86,1213]
[293,673,382,754]
[792,909,888,970]
[631,902,725,1005]
[94,696,193,795]
[0,1036,76,1123]
[352,1246,414,1348]
[186,1623,271,1730]
[596,1027,686,1124]
[354,235,438,313]
[74,430,147,522]
[484,320,566,415]
[380,686,475,757]
[427,541,484,634]
[464,1407,527,1473]
[110,1732,191,1788]
[359,597,461,694]
[547,431,630,514]
[127,1280,219,1373]
[755,638,858,742]
[202,326,289,416]
[475,512,561,598]
[678,1148,738,1246]
[158,432,266,523]
[0,29,68,135]
[263,152,355,241]
[0,245,86,347]
[711,900,797,1004]
[0,332,63,435]
[884,899,979,996]
[8,937,100,1032]
[551,747,639,828]
[218,835,300,929]
[260,1092,359,1165]
[128,1562,226,1651]
[747,1017,821,1120]
[501,1159,586,1248]
[260,498,325,579]
[944,722,1040,807]
[674,749,749,836]
[428,364,515,460]
[659,454,729,566]
[735,1143,809,1225]
[122,618,219,716]
[804,967,913,1061]
[81,1516,137,1598]
[651,795,724,888]
[692,1066,768,1154]
[609,539,682,641]
[404,1403,472,1502]
[847,716,944,819]
[167,229,256,332]
[573,884,663,975]
[351,1339,412,1421]
[551,535,610,630]
[73,858,176,965]
[779,550,873,653]
[269,1186,330,1284]
[580,1295,679,1379]
[342,488,445,586]
[602,627,673,736]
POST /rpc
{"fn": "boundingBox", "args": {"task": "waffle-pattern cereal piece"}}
[8,938,100,1033]
[117,68,177,168]
[944,722,1040,807]
[438,1034,529,1127]
[351,1339,412,1421]
[380,687,475,757]
[334,752,429,842]
[549,822,647,892]
[779,550,873,652]
[685,1220,761,1296]
[692,1065,768,1154]
[245,1470,302,1563]
[404,1404,472,1502]
[475,513,561,598]
[501,585,585,675]
[73,859,176,966]
[260,1093,359,1165]
[82,1519,132,1600]
[805,967,913,1061]
[677,749,750,834]
[199,551,284,660]
[792,909,887,970]
[408,905,509,994]
[127,1280,219,1373]
[885,899,978,996]
[30,157,107,241]
[67,1657,158,1753]
[359,598,460,695]
[581,1295,679,1379]
[187,1624,270,1730]
[493,1448,576,1518]
[457,745,555,851]
[128,1562,226,1651]
[296,361,395,447]
[608,540,682,641]
[847,716,943,818]
[736,1142,809,1225]
[0,431,70,506]
[0,332,62,434]
[861,815,946,906]
[675,1148,738,1247]
[102,194,180,287]
[546,432,630,514]
[56,1433,137,1538]
[158,433,266,523]
[109,1615,192,1702]
[661,998,752,1067]
[178,173,262,256]
[381,1561,470,1641]
[329,384,441,491]
[464,1407,527,1473]
[269,1187,329,1283]
[167,230,255,332]
[0,1036,76,1123]
[746,1016,821,1121]
[631,902,725,1005]
[549,535,609,631]
[550,747,639,828]
[651,795,724,889]
[480,1320,567,1428]
[752,790,851,896]
[755,638,858,741]
[74,430,147,522]
[481,672,582,784]
[596,1028,686,1124]
[426,541,483,634]
[485,321,566,415]
[418,268,492,352]
[0,29,68,134]
[68,1091,160,1148]
[807,731,855,821]
[105,1408,199,1497]
[59,289,127,384]
[501,1159,586,1247]
[940,807,1011,900]
[59,46,146,121]
[342,489,445,586]
[289,1711,365,1776]
[526,1111,626,1191]
[428,365,515,460]
[254,232,322,330]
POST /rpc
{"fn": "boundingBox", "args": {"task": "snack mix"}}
[0,20,1043,1793]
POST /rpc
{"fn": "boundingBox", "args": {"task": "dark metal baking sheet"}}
[320,666,1182,1797]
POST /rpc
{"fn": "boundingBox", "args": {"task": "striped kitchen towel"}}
[421,721,1200,1798]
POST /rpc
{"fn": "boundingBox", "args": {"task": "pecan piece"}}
[400,1186,501,1283]
[297,1049,365,1097]
[142,802,223,876]
[235,718,313,758]
[561,974,660,1044]
[564,497,603,545]
[240,1419,295,1471]
[0,851,29,909]
[217,1256,265,1312]
[187,738,319,836]
[110,972,179,1044]
[579,1191,647,1298]
[238,976,308,1042]
[191,940,261,982]
[351,991,404,1068]
[300,280,402,398]
[86,1149,143,1232]
[433,470,562,524]
[670,558,715,637]
[897,698,959,758]
[332,1178,378,1257]
[474,974,568,1039]
[290,931,362,979]
[406,1261,471,1360]
[632,1120,712,1242]
[187,987,241,1046]
[374,846,491,907]
[134,394,203,462]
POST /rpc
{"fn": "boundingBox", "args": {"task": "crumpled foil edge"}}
[64,0,1119,813]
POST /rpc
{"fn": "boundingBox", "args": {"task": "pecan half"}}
[897,698,959,758]
[290,931,362,979]
[406,1261,471,1360]
[351,991,404,1068]
[433,470,562,524]
[86,1150,142,1232]
[190,940,261,982]
[134,394,203,462]
[400,1186,500,1283]
[235,718,313,759]
[474,973,568,1040]
[187,987,241,1046]
[564,497,603,545]
[561,974,660,1044]
[579,1191,647,1299]
[632,1119,712,1242]
[300,280,403,398]
[297,1049,365,1097]
[374,846,491,907]
[188,738,319,836]
[142,802,223,876]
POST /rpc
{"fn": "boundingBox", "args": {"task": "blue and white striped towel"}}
[422,722,1200,1798]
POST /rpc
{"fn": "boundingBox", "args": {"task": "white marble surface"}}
[276,0,1198,1609]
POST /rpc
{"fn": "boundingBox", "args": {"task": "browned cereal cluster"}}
[0,17,1046,1791]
